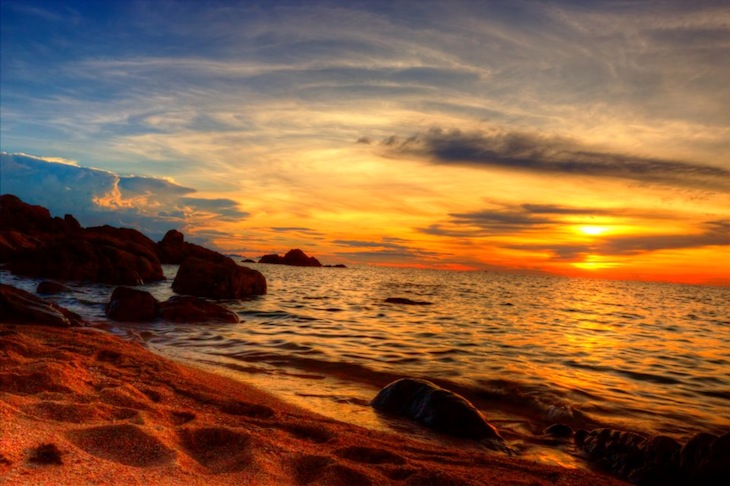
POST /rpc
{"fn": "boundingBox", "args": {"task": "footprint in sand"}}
[66,424,174,467]
[280,423,335,444]
[178,427,252,473]
[333,446,406,465]
[293,454,372,486]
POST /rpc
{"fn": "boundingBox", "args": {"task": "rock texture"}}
[384,297,433,306]
[371,378,503,442]
[172,256,266,299]
[0,283,86,327]
[259,249,322,267]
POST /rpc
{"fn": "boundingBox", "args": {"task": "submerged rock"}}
[106,287,159,322]
[371,378,503,442]
[543,423,574,438]
[0,283,86,327]
[173,256,266,299]
[160,296,239,323]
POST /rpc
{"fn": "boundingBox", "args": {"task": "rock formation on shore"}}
[0,283,87,327]
[259,249,322,267]
[105,287,240,323]
[0,195,267,296]
[372,378,504,444]
[1,195,163,285]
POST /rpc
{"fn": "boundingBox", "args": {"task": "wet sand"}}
[0,323,625,485]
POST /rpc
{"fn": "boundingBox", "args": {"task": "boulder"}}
[160,296,239,323]
[157,229,222,264]
[679,432,730,484]
[258,249,322,267]
[371,378,503,442]
[36,281,73,295]
[106,287,159,322]
[0,283,86,327]
[172,256,266,299]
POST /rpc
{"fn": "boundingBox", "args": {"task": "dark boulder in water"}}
[160,296,239,323]
[384,297,433,306]
[36,281,73,295]
[371,378,503,442]
[156,229,223,264]
[258,249,322,267]
[577,428,730,484]
[106,287,159,322]
[0,283,86,327]
[173,256,266,299]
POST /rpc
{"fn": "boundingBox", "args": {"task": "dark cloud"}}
[270,227,325,237]
[382,128,730,191]
[356,137,372,144]
[333,239,411,250]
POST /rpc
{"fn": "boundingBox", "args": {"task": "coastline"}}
[0,323,625,485]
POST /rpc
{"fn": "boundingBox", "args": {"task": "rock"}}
[258,249,322,267]
[106,287,159,322]
[159,296,239,323]
[324,264,347,268]
[371,378,503,442]
[680,432,730,484]
[0,230,43,261]
[157,229,222,264]
[580,428,647,479]
[172,256,266,299]
[36,281,73,294]
[0,283,86,327]
[242,259,256,263]
[384,297,433,306]
[10,237,163,285]
[543,423,574,438]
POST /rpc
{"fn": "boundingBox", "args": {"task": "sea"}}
[3,264,729,466]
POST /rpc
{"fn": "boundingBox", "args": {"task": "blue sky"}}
[2,0,729,282]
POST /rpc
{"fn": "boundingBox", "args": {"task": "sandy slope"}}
[0,324,625,485]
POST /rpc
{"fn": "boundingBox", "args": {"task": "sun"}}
[578,225,607,236]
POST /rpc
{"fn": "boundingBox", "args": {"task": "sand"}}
[0,323,626,485]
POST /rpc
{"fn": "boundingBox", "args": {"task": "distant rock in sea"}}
[324,264,347,268]
[384,297,433,306]
[258,249,322,267]
[371,378,504,444]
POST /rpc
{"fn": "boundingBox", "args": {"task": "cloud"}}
[381,128,730,191]
[0,152,249,240]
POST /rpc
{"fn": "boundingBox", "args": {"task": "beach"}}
[0,323,625,485]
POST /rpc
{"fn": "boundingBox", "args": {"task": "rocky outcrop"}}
[1,195,164,285]
[105,287,160,322]
[172,256,266,299]
[576,428,730,484]
[0,283,86,327]
[258,249,322,267]
[371,378,503,443]
[156,229,222,264]
[159,296,239,323]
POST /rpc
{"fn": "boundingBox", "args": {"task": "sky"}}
[1,0,729,285]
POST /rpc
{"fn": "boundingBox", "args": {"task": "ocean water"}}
[3,264,729,454]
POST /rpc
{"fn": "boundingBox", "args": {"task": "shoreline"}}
[0,323,625,485]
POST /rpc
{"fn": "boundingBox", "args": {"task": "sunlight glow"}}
[578,225,607,236]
